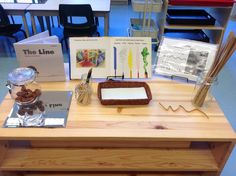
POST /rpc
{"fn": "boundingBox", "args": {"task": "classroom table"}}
[1,3,30,37]
[0,76,235,176]
[27,0,111,36]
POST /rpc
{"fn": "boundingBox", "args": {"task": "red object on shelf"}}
[169,0,235,6]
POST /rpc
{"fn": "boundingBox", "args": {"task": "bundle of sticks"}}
[192,32,236,107]
[75,68,93,105]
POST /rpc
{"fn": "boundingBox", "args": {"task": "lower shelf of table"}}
[1,140,234,176]
[1,148,218,172]
[6,172,210,176]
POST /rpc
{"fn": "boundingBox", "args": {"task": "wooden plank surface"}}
[0,79,235,141]
[24,174,130,176]
[30,141,190,148]
[23,173,200,176]
[0,142,8,165]
[1,148,218,171]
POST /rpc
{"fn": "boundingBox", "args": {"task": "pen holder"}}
[75,73,93,105]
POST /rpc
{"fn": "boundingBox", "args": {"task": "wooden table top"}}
[0,78,235,142]
[26,0,111,12]
[1,3,30,10]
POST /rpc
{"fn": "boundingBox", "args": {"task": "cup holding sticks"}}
[192,32,236,107]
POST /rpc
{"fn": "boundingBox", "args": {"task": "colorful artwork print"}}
[76,49,105,68]
[141,47,150,78]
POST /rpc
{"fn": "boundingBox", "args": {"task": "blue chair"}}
[0,4,27,42]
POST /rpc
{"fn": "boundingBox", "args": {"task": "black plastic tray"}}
[164,29,210,43]
[166,9,216,25]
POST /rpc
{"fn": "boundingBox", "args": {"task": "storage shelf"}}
[160,1,233,45]
[23,172,202,176]
[1,148,219,171]
[164,21,224,30]
[168,5,233,9]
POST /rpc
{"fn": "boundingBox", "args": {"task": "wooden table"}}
[0,78,236,176]
[1,3,31,37]
[27,0,111,36]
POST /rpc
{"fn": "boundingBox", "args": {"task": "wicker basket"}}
[97,81,152,105]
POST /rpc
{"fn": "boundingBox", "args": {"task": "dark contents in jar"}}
[17,100,45,116]
[15,85,41,104]
[16,85,45,116]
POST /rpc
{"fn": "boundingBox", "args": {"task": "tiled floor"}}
[0,3,236,175]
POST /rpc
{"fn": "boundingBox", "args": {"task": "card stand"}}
[170,75,190,82]
[97,81,152,105]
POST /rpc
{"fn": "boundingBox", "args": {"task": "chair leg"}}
[60,37,68,51]
[95,17,99,26]
[8,35,18,42]
[51,16,55,28]
[60,37,64,48]
[10,15,15,24]
[65,38,69,51]
[57,16,60,28]
[20,29,27,39]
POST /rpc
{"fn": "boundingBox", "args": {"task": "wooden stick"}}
[192,32,236,107]
[210,37,236,77]
[212,32,235,67]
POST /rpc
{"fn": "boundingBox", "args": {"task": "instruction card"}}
[155,37,218,81]
[69,37,152,79]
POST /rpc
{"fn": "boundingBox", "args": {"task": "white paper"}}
[18,31,49,44]
[101,87,148,100]
[6,118,65,127]
[21,36,59,44]
[44,118,65,126]
[155,37,218,81]
[6,118,19,126]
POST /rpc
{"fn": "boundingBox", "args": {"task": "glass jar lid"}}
[8,67,36,86]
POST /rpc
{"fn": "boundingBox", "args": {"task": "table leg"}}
[45,16,51,35]
[31,15,37,34]
[104,12,109,36]
[22,14,30,37]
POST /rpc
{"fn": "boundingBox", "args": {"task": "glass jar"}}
[6,67,45,127]
[192,70,217,107]
[75,73,93,105]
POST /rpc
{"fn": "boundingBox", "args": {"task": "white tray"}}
[131,0,163,12]
[129,18,159,38]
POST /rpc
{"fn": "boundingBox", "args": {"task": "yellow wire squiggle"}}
[159,102,209,119]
